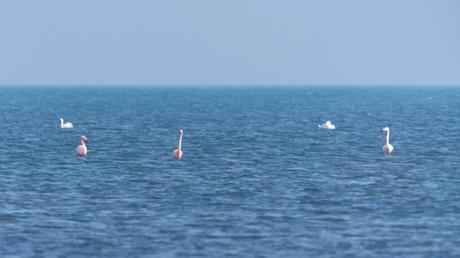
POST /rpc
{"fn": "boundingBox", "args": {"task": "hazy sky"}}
[0,0,459,86]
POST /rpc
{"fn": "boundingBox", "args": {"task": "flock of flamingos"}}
[60,117,184,160]
[60,117,394,160]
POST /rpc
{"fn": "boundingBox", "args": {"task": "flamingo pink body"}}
[76,135,88,156]
[172,129,183,160]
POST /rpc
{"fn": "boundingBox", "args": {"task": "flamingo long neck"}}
[178,134,183,151]
[386,130,390,145]
[81,140,87,150]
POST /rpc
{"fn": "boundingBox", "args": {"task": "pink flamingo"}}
[172,129,183,160]
[76,135,88,156]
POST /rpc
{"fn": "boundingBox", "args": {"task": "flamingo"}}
[381,127,394,155]
[60,118,73,129]
[318,120,336,129]
[76,135,88,156]
[172,129,183,160]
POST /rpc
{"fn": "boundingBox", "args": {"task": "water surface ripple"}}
[0,87,459,257]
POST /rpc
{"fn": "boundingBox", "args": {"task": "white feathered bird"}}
[60,118,73,129]
[318,120,336,130]
[382,127,394,155]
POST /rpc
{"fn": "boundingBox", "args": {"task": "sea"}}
[0,86,459,257]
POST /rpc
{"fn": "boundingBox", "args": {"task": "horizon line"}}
[0,84,459,88]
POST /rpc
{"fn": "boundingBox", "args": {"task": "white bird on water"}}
[318,120,336,130]
[381,127,394,155]
[60,118,73,129]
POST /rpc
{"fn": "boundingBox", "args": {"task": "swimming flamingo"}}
[381,127,394,155]
[318,120,336,129]
[76,135,88,156]
[172,129,183,160]
[60,118,73,129]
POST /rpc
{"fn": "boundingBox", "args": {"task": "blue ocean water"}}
[0,87,460,257]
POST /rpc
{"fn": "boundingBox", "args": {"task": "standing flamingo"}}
[76,135,88,156]
[381,127,394,155]
[172,129,183,160]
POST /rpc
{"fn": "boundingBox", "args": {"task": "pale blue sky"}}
[0,0,459,86]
